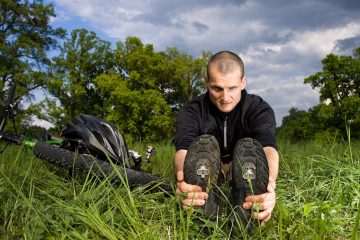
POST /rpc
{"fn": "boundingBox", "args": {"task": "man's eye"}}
[212,87,222,92]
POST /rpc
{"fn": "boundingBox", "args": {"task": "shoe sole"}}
[231,138,269,229]
[184,134,221,220]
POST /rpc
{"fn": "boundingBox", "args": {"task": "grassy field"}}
[0,139,359,239]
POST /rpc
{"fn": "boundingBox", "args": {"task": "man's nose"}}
[221,90,229,101]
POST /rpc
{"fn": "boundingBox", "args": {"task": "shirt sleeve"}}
[243,96,278,150]
[173,105,200,151]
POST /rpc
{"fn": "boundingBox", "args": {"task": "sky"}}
[47,0,360,126]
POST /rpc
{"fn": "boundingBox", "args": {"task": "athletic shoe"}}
[230,138,269,232]
[184,134,222,221]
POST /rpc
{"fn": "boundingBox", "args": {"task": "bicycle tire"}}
[33,141,173,193]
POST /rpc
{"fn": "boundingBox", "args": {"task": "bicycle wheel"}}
[33,141,173,193]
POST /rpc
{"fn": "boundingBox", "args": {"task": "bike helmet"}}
[60,114,130,167]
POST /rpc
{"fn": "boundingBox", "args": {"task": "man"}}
[173,51,279,231]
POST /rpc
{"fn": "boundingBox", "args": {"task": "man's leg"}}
[230,138,269,231]
[183,134,222,221]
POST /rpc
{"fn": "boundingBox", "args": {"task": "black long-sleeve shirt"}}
[174,90,277,162]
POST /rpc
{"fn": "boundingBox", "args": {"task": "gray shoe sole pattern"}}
[231,138,269,230]
[184,134,221,220]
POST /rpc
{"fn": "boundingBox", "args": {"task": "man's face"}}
[206,68,246,113]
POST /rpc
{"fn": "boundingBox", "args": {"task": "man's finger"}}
[243,200,274,211]
[252,199,275,211]
[252,209,271,220]
[245,193,265,203]
[245,191,275,204]
[185,191,208,200]
[181,198,206,207]
[177,181,202,193]
[260,214,272,226]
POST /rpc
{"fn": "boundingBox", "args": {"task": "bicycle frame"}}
[0,82,17,133]
[0,83,61,150]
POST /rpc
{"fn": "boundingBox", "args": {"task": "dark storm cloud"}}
[53,0,360,125]
[192,21,209,33]
[335,37,360,54]
[252,0,360,30]
[320,0,360,10]
[128,0,246,27]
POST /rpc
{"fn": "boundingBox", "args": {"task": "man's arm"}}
[243,146,279,226]
[264,146,279,192]
[174,150,208,208]
[173,149,187,178]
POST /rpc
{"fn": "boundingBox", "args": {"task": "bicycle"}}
[0,83,173,193]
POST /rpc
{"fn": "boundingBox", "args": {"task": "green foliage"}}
[313,128,341,144]
[42,28,114,127]
[277,108,314,142]
[0,0,65,133]
[0,3,209,142]
[0,140,359,239]
[279,46,360,141]
[95,74,173,142]
[304,46,360,130]
[163,48,210,108]
[275,140,360,239]
[37,34,208,141]
[26,96,65,133]
[115,37,209,110]
[0,0,65,102]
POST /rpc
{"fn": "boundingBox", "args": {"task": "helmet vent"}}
[91,130,105,145]
[101,124,114,140]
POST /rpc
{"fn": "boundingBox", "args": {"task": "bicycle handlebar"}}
[0,132,22,145]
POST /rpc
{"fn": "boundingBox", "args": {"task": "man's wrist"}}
[177,179,184,184]
[268,179,276,192]
[175,170,185,183]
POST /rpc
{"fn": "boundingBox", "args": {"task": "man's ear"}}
[241,76,247,90]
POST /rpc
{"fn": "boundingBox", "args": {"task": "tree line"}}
[1,0,210,142]
[277,47,360,142]
[31,31,210,142]
[1,0,359,142]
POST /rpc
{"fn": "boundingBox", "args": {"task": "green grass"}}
[0,140,359,239]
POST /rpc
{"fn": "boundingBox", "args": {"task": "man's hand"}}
[175,171,208,208]
[242,181,276,226]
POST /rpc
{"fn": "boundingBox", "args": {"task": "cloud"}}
[289,22,360,57]
[52,0,360,125]
[31,119,55,130]
[53,1,360,55]
[334,36,360,55]
[246,74,319,124]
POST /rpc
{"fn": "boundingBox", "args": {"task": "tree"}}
[279,46,360,141]
[114,36,161,90]
[45,28,114,126]
[89,36,209,141]
[304,47,360,131]
[94,74,173,142]
[26,96,65,133]
[164,48,210,109]
[0,0,65,102]
[42,35,208,141]
[277,108,314,142]
[114,37,209,110]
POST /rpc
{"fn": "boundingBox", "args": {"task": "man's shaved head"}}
[207,51,245,80]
